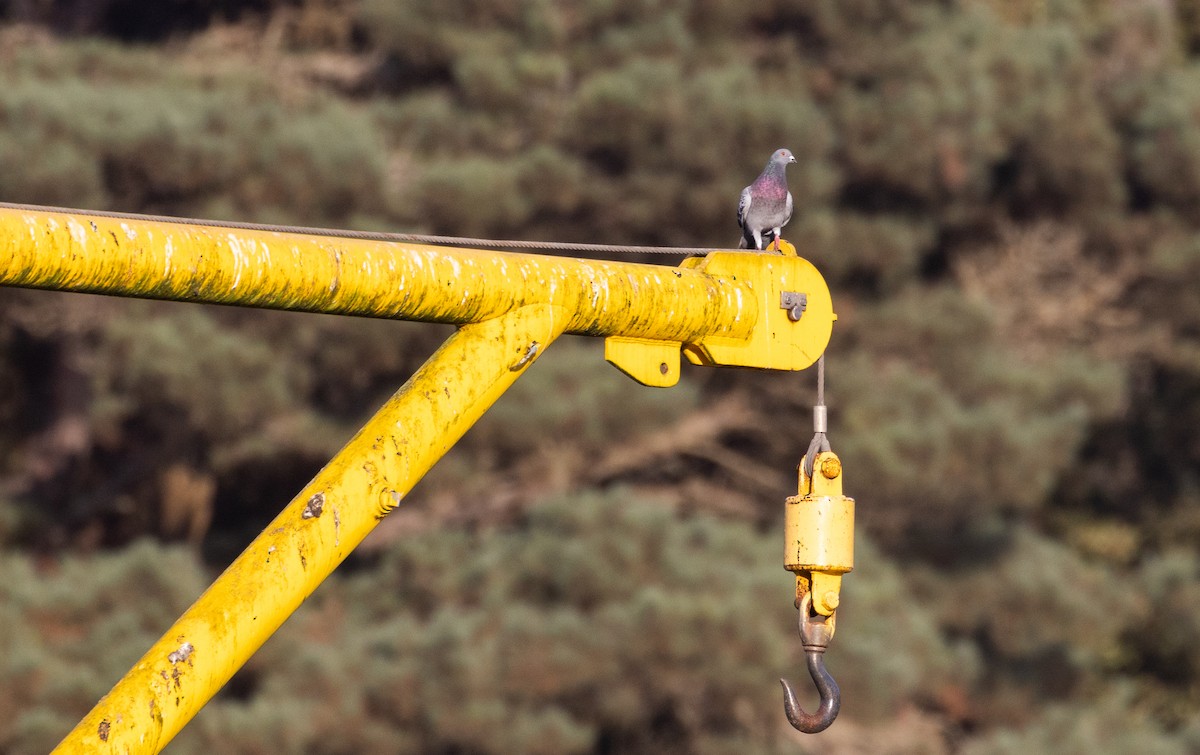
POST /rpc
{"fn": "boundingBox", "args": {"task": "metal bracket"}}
[781,291,807,322]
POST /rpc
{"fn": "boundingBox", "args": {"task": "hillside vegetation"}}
[3,0,1200,752]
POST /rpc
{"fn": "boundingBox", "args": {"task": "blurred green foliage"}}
[960,685,1190,755]
[0,40,387,225]
[2,0,1200,750]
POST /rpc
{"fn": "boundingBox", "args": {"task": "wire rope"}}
[0,202,711,257]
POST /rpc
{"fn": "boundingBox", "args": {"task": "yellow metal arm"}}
[0,205,742,337]
[54,304,567,752]
[0,207,834,384]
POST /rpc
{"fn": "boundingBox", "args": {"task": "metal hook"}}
[779,593,841,733]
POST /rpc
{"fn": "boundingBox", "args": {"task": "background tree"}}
[3,0,1200,751]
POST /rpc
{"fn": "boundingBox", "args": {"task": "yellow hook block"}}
[785,451,854,617]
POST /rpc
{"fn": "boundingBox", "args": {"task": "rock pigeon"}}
[738,148,797,252]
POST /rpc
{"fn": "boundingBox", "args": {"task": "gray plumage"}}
[737,148,797,251]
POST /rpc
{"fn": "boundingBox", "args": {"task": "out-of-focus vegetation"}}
[2,0,1200,751]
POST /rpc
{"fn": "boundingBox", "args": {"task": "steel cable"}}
[0,202,711,257]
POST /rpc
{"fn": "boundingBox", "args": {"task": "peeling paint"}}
[68,220,87,247]
[228,235,245,290]
[168,642,194,665]
[302,492,325,519]
[509,341,540,371]
[329,249,343,294]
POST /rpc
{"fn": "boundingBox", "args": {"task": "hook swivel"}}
[780,593,841,733]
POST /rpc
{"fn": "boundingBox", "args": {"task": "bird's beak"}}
[788,155,797,164]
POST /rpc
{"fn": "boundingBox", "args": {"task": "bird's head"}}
[773,148,797,165]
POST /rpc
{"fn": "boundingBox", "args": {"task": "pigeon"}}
[737,148,797,252]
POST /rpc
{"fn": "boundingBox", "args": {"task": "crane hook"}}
[779,592,841,733]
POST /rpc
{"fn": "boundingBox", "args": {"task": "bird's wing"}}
[784,190,794,225]
[737,186,752,229]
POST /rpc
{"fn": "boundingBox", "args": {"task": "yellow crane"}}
[0,204,852,750]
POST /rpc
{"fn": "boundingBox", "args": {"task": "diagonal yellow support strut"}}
[0,205,837,751]
[54,304,568,753]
